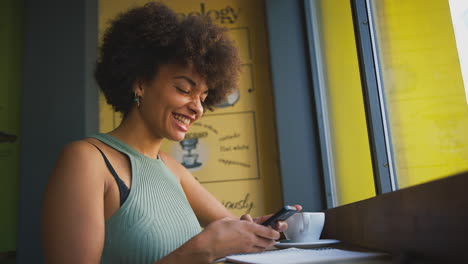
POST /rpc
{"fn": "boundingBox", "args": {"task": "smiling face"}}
[135,63,208,142]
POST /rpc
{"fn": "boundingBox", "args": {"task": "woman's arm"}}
[160,152,302,228]
[41,141,106,264]
[158,152,301,263]
[155,217,280,264]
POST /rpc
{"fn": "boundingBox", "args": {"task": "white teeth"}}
[173,114,190,125]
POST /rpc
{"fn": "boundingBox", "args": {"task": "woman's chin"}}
[168,133,186,142]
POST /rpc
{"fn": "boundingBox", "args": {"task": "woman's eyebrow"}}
[174,76,196,86]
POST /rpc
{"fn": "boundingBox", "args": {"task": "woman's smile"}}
[172,112,192,132]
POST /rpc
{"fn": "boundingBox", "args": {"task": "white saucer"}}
[274,239,340,249]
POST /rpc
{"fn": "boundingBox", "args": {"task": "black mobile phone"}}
[261,205,298,228]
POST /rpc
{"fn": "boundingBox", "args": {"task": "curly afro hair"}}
[95,2,241,116]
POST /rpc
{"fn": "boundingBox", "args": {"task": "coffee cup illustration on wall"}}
[180,138,202,169]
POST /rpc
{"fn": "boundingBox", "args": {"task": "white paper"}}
[223,247,387,264]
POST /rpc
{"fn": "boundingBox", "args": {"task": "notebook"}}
[218,247,387,264]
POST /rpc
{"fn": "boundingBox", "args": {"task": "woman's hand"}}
[242,205,303,232]
[199,216,280,261]
[155,205,303,264]
[156,217,280,264]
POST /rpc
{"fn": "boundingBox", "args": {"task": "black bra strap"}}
[89,143,130,206]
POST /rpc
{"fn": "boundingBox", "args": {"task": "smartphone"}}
[261,205,298,228]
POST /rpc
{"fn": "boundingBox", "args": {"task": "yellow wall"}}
[0,0,21,251]
[372,0,468,188]
[317,0,376,205]
[98,0,283,217]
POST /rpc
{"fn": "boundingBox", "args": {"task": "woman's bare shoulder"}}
[158,151,177,164]
[50,139,106,183]
[61,139,96,154]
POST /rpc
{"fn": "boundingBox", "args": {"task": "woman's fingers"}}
[273,205,300,232]
[255,214,272,225]
[250,222,280,241]
[246,231,277,251]
[240,214,254,222]
[293,204,303,212]
[275,221,288,232]
[253,236,276,250]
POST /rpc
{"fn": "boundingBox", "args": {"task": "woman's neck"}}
[109,109,163,159]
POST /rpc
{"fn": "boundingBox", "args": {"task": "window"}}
[305,0,376,207]
[367,0,468,189]
[306,0,468,206]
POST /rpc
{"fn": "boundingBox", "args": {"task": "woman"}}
[41,2,300,264]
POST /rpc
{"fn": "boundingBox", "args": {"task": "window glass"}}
[449,0,468,104]
[370,0,468,188]
[315,0,376,205]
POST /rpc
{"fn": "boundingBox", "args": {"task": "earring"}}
[134,93,141,108]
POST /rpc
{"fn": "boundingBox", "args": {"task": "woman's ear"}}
[132,79,145,96]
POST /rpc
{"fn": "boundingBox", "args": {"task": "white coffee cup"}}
[284,212,325,242]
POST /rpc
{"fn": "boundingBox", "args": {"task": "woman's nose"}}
[188,98,204,117]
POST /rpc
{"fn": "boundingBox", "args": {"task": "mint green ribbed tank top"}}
[92,134,201,264]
